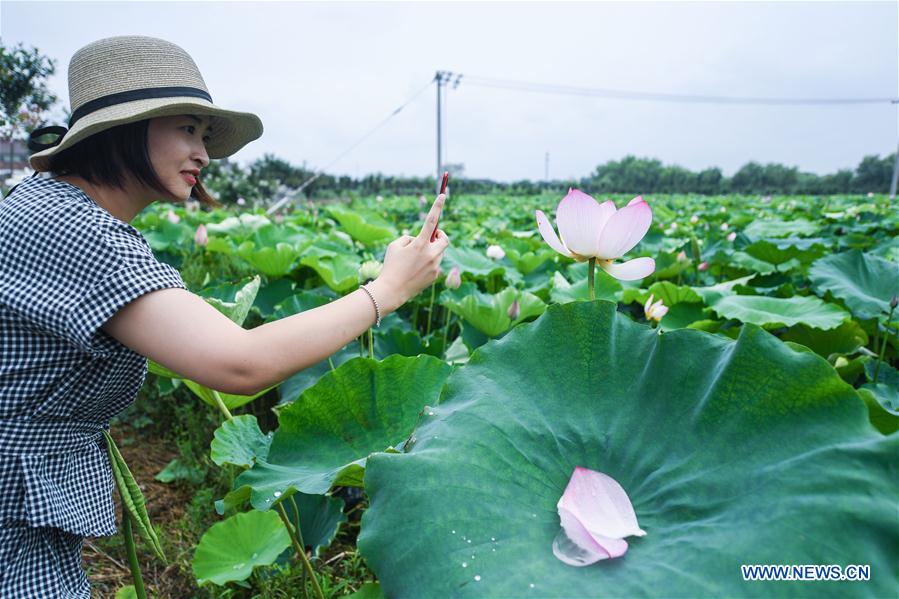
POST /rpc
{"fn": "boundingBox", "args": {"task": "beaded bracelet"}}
[359,284,381,327]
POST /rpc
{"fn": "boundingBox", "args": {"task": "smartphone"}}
[431,171,449,242]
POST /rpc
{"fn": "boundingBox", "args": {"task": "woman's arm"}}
[103,195,449,395]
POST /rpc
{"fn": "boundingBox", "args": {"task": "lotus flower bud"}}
[867,192,874,197]
[890,295,898,309]
[720,222,729,231]
[690,214,699,224]
[697,261,709,272]
[237,197,247,206]
[194,224,208,247]
[643,293,669,322]
[670,222,678,231]
[719,206,727,213]
[507,298,520,320]
[726,231,737,242]
[376,195,384,202]
[358,260,383,283]
[445,266,461,289]
[676,250,688,262]
[185,199,200,213]
[486,245,505,260]
[166,210,180,224]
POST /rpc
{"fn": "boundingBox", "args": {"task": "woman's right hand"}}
[370,193,451,312]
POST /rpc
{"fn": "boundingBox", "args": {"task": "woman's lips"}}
[181,172,197,185]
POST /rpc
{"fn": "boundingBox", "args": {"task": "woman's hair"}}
[46,119,220,208]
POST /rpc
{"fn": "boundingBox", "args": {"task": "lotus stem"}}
[441,309,451,357]
[359,335,364,358]
[122,503,148,599]
[424,283,437,338]
[873,304,896,384]
[367,328,374,359]
[277,502,324,599]
[210,390,232,421]
[289,495,310,599]
[587,257,596,301]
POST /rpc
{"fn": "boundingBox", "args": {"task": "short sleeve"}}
[67,226,185,354]
[0,180,186,358]
[66,222,186,356]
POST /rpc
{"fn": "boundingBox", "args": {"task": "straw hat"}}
[29,35,263,172]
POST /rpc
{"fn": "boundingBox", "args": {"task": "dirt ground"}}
[84,427,198,598]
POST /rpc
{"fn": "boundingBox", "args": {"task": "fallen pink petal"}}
[553,466,646,567]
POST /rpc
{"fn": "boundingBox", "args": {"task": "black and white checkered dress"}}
[0,174,186,597]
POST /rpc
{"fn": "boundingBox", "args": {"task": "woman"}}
[0,35,448,597]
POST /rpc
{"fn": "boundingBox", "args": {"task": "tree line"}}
[202,152,897,205]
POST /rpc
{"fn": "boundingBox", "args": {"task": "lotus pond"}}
[109,191,897,598]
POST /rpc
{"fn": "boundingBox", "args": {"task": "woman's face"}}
[147,114,212,201]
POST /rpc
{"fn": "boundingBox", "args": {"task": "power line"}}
[266,78,434,214]
[460,74,898,106]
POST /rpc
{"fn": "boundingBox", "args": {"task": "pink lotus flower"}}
[507,298,520,320]
[676,250,688,262]
[194,224,208,247]
[697,261,709,272]
[535,189,655,281]
[445,266,461,289]
[726,231,737,242]
[553,466,646,566]
[690,214,699,224]
[720,222,729,231]
[643,293,668,321]
[166,210,180,224]
[486,245,505,260]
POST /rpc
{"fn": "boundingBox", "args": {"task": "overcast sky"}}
[3,1,897,182]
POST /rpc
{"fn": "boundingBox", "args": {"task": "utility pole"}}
[891,100,899,200]
[436,71,445,194]
[435,71,463,194]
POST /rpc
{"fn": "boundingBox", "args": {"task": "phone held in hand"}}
[431,171,449,242]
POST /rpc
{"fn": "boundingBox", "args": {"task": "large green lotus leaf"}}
[210,415,273,468]
[870,236,899,263]
[858,386,899,435]
[277,344,358,404]
[280,491,347,558]
[203,276,261,327]
[300,251,362,293]
[237,241,299,277]
[743,239,826,266]
[270,289,335,321]
[809,250,899,321]
[192,510,291,586]
[658,302,709,331]
[205,213,272,240]
[235,355,452,509]
[141,219,189,252]
[442,246,508,278]
[728,251,778,275]
[550,272,621,304]
[358,301,897,598]
[691,274,756,305]
[621,281,702,308]
[183,380,276,411]
[442,286,546,337]
[504,247,557,275]
[780,321,868,359]
[744,218,818,239]
[710,295,848,330]
[253,278,297,319]
[327,205,397,245]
